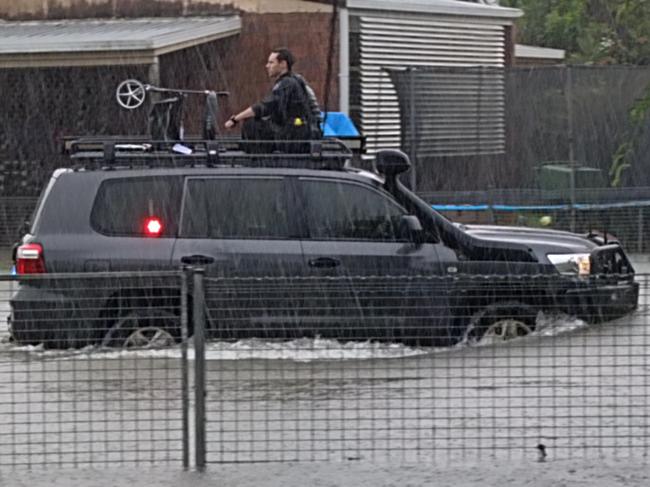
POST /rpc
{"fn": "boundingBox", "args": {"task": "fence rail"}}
[0,268,648,470]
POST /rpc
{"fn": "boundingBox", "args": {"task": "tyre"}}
[465,303,537,343]
[102,309,180,349]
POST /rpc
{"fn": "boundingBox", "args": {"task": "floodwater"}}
[2,459,650,487]
[0,259,649,486]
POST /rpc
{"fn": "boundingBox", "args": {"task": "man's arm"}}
[224,78,291,130]
[224,106,255,129]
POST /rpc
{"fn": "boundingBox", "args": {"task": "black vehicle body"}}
[9,139,639,348]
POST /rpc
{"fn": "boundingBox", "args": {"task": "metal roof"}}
[347,0,522,20]
[515,44,565,60]
[0,16,241,68]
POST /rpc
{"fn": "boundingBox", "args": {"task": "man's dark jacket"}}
[252,72,321,139]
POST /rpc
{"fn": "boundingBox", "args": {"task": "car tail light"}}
[144,217,163,237]
[16,243,46,274]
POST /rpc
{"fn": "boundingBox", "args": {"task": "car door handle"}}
[308,257,341,268]
[181,254,215,266]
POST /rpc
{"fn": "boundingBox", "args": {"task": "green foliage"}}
[501,0,650,186]
[609,86,650,187]
[629,86,650,124]
[609,141,632,188]
[500,0,650,65]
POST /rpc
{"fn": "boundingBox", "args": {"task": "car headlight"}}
[547,253,591,275]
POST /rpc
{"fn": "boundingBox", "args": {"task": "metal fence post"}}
[180,269,190,470]
[637,207,644,253]
[487,186,496,224]
[193,268,207,471]
[565,65,577,232]
[408,66,417,191]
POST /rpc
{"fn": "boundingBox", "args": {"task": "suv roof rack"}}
[64,136,354,171]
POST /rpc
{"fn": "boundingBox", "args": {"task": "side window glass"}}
[91,177,183,237]
[181,178,291,239]
[301,180,406,241]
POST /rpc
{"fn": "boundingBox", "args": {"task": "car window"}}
[181,177,291,239]
[90,176,183,237]
[300,179,407,241]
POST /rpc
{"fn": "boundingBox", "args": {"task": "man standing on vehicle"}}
[224,48,322,146]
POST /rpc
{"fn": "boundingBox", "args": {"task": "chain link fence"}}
[200,272,645,464]
[388,65,650,193]
[0,272,189,468]
[421,186,650,253]
[1,268,648,470]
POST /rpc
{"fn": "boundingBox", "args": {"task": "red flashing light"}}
[144,217,163,237]
[16,243,46,274]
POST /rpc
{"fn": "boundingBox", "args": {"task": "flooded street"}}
[0,258,649,485]
[3,459,650,487]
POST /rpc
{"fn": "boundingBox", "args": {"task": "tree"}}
[501,0,650,65]
[502,1,650,187]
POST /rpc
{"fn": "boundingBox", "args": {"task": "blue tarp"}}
[321,112,360,137]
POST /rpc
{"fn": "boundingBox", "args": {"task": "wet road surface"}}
[0,259,649,485]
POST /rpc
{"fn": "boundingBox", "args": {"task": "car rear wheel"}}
[466,303,537,344]
[102,309,179,349]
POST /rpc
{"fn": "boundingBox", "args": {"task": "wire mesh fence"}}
[387,65,650,193]
[0,197,38,247]
[0,268,649,469]
[421,187,650,253]
[201,271,644,464]
[0,272,189,469]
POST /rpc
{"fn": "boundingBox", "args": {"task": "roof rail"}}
[63,136,353,170]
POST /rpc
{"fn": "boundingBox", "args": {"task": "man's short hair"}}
[271,47,295,71]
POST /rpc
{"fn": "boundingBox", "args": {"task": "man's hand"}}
[225,115,238,129]
[224,108,254,129]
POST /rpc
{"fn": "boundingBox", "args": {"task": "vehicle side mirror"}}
[399,215,424,243]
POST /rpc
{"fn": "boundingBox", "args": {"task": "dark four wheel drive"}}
[9,137,639,348]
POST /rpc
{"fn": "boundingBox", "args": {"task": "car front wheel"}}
[466,303,537,344]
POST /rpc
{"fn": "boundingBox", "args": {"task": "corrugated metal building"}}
[339,0,521,156]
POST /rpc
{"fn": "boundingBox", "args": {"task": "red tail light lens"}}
[144,217,163,237]
[16,243,46,274]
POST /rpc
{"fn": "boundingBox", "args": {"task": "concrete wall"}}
[0,0,330,19]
